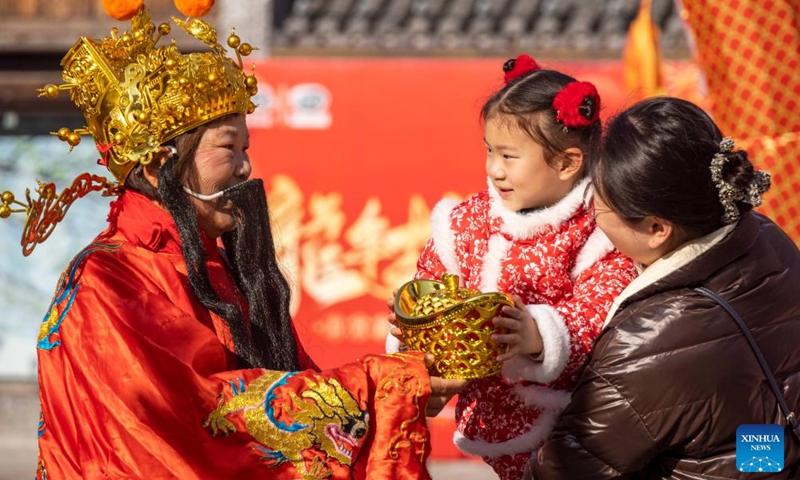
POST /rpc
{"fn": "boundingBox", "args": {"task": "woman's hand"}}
[423,354,467,417]
[492,295,543,362]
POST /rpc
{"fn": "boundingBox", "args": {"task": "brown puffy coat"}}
[529,213,800,479]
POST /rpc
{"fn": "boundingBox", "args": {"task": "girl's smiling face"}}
[484,115,577,211]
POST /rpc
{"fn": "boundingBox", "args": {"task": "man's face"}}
[186,114,252,238]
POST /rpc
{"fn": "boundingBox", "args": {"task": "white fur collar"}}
[487,177,591,240]
[429,198,461,276]
[570,227,615,280]
[602,223,737,328]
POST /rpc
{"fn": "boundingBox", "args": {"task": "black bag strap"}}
[694,286,800,440]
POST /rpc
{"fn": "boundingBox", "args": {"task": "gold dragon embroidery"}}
[204,371,369,479]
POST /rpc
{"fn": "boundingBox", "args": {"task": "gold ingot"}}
[178,76,189,86]
[121,33,132,44]
[248,85,258,96]
[56,127,71,141]
[133,30,144,42]
[67,133,81,147]
[158,23,171,35]
[0,205,10,218]
[394,273,513,379]
[180,94,192,107]
[245,75,257,89]
[195,81,207,92]
[227,34,241,49]
[1,191,14,204]
[136,111,150,123]
[165,58,177,70]
[113,132,126,145]
[207,72,219,84]
[238,43,253,56]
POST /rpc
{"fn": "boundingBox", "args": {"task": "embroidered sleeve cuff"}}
[501,304,570,383]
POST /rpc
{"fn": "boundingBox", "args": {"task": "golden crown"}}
[394,273,513,380]
[1,2,259,255]
[37,6,258,183]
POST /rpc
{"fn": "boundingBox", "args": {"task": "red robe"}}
[35,190,431,479]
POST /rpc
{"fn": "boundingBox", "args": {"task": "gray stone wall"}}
[0,381,38,480]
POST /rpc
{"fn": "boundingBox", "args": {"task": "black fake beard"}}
[220,179,300,372]
[158,160,300,371]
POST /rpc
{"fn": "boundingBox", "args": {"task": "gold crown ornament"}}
[1,0,260,255]
[394,273,514,380]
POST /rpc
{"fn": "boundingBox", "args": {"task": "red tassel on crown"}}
[102,0,144,20]
[103,0,215,20]
[553,81,601,129]
[503,54,540,84]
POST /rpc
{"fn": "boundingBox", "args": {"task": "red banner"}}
[246,58,706,458]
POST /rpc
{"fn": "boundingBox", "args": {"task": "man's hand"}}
[392,289,466,416]
[424,354,467,417]
[386,289,405,346]
[492,295,543,362]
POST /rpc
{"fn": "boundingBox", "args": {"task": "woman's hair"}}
[481,69,602,176]
[595,97,761,238]
[125,116,300,371]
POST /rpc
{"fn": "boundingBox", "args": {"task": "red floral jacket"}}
[413,179,636,460]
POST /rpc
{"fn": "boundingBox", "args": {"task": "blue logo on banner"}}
[736,424,784,473]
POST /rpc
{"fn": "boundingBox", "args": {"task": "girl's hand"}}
[492,295,543,362]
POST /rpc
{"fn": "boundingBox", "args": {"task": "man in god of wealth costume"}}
[0,1,434,478]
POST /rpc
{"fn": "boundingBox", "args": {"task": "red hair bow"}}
[503,54,540,84]
[553,81,601,129]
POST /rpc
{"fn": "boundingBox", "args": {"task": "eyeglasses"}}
[582,182,613,220]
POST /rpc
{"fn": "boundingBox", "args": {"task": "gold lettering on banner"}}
[267,175,462,316]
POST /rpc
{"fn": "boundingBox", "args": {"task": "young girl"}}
[408,55,637,479]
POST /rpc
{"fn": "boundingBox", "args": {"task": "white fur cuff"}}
[501,304,570,383]
[453,410,559,457]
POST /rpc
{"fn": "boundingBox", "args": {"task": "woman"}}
[527,97,800,478]
[4,4,462,479]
